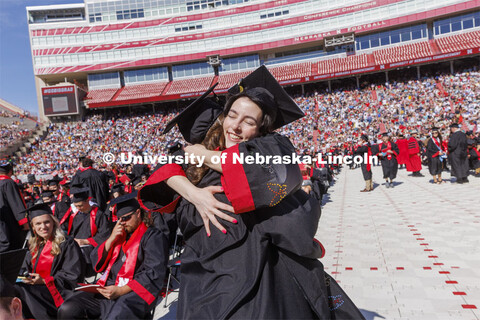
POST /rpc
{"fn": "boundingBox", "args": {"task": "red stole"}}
[474,148,480,158]
[78,166,92,172]
[432,137,441,149]
[380,142,393,160]
[97,223,148,287]
[63,206,99,236]
[32,240,54,280]
[0,175,11,181]
[31,240,65,307]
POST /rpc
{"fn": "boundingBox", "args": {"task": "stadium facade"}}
[27,0,480,121]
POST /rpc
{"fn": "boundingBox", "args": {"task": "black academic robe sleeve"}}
[255,190,324,259]
[51,238,85,291]
[2,179,28,226]
[220,134,303,214]
[127,228,168,305]
[90,211,111,247]
[138,163,186,213]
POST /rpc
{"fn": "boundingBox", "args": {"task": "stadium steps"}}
[161,81,173,95]
[429,39,442,55]
[111,87,125,101]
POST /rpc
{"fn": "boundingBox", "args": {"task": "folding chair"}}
[164,228,183,308]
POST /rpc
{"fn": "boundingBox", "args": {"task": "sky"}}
[0,0,82,116]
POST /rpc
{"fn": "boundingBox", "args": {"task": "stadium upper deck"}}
[26,0,480,120]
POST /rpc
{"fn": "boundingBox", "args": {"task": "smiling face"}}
[223,97,263,149]
[31,214,54,240]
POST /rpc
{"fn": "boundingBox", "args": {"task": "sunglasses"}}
[120,212,135,222]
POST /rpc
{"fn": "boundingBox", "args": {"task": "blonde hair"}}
[29,214,66,260]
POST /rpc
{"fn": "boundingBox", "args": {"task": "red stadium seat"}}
[316,54,370,75]
[165,76,215,95]
[84,88,119,103]
[216,71,252,91]
[373,41,434,65]
[436,30,480,54]
[267,62,313,81]
[114,82,169,101]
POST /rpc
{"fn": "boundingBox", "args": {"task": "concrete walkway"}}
[155,165,480,319]
[317,165,480,320]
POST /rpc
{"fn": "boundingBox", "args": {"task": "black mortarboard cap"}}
[27,174,36,184]
[132,164,149,179]
[132,176,143,186]
[381,132,389,137]
[431,126,440,131]
[70,185,90,202]
[47,176,61,186]
[109,191,140,217]
[227,65,304,130]
[111,183,125,194]
[20,201,55,219]
[360,134,369,142]
[163,82,223,144]
[0,250,28,285]
[41,190,54,199]
[450,123,460,128]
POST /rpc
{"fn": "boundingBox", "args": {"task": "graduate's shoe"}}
[463,178,469,183]
[360,188,369,192]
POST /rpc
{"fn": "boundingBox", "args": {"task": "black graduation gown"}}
[354,144,377,181]
[89,227,168,318]
[71,168,109,211]
[377,142,399,180]
[140,134,333,319]
[15,237,85,319]
[426,138,444,176]
[52,195,71,223]
[468,148,480,169]
[0,176,27,253]
[63,207,111,266]
[448,131,469,179]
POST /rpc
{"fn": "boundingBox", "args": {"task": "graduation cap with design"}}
[163,82,223,144]
[0,158,15,172]
[227,65,305,130]
[109,191,140,218]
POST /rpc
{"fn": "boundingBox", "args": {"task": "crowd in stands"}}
[7,70,480,178]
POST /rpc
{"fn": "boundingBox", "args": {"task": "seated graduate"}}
[14,203,85,320]
[57,192,169,320]
[59,185,111,275]
[40,190,70,223]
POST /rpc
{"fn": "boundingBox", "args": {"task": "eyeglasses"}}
[120,212,135,222]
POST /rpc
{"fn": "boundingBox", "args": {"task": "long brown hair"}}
[185,116,226,185]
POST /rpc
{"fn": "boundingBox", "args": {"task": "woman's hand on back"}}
[189,185,237,236]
